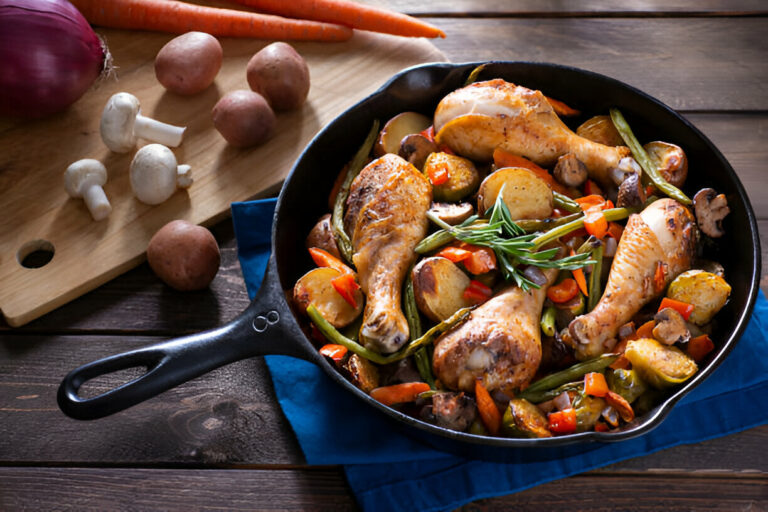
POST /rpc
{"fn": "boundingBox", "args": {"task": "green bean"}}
[307,304,472,365]
[415,214,482,254]
[540,306,557,337]
[609,108,691,205]
[531,205,641,250]
[404,271,435,388]
[331,120,380,264]
[464,63,488,86]
[587,245,604,312]
[516,353,618,401]
[517,382,583,404]
[553,191,581,213]
[515,213,582,233]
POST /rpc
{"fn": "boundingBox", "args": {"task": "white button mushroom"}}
[64,159,112,221]
[130,144,193,205]
[100,92,186,153]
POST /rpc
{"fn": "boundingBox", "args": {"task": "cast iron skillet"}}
[58,62,760,459]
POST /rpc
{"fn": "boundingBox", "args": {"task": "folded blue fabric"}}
[232,198,768,512]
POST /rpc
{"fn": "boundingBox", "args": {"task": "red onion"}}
[0,0,110,119]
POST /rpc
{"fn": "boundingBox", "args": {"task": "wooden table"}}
[2,2,768,510]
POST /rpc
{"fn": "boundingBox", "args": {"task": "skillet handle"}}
[58,257,318,420]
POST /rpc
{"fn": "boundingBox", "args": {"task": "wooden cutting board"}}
[0,29,445,327]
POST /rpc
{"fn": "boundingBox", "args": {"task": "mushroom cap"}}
[100,92,140,153]
[130,144,179,205]
[64,159,107,198]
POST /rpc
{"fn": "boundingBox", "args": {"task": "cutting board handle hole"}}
[17,240,55,269]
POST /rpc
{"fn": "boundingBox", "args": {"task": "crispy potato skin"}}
[412,257,473,322]
[576,115,625,146]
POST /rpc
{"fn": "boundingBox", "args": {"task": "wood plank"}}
[427,18,768,111]
[2,331,768,471]
[0,467,766,511]
[370,0,768,15]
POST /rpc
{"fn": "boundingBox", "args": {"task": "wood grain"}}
[0,467,766,511]
[0,30,443,327]
[427,18,768,111]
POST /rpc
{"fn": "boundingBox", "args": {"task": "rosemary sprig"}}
[425,192,595,291]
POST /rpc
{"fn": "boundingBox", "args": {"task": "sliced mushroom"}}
[427,201,475,225]
[553,153,588,188]
[432,392,477,432]
[343,354,380,393]
[693,188,730,238]
[616,172,647,208]
[652,307,691,345]
[305,213,341,259]
[610,156,642,186]
[645,141,688,188]
[398,133,438,170]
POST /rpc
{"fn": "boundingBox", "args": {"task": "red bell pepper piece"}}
[687,334,715,362]
[658,297,695,321]
[319,344,348,363]
[584,372,609,397]
[548,408,577,434]
[427,164,450,185]
[463,279,493,305]
[584,209,608,239]
[309,247,354,275]
[331,272,360,309]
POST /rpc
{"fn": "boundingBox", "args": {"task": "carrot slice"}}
[584,210,608,239]
[545,95,580,116]
[71,0,353,41]
[687,334,715,362]
[636,319,656,339]
[547,278,579,304]
[475,380,501,435]
[370,382,431,406]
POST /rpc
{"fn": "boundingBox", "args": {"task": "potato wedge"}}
[293,267,363,328]
[423,152,480,202]
[343,353,380,393]
[624,337,698,389]
[666,269,731,325]
[374,111,431,157]
[477,167,553,219]
[576,115,624,146]
[305,214,340,259]
[412,256,473,322]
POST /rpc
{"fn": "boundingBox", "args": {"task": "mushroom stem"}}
[177,164,193,188]
[133,115,185,148]
[83,184,112,221]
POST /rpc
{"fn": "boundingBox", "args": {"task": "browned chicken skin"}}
[568,198,697,359]
[433,79,632,186]
[432,267,559,395]
[345,153,432,354]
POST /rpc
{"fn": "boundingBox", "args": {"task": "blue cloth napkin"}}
[231,198,768,512]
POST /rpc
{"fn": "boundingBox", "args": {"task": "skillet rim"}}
[273,60,761,448]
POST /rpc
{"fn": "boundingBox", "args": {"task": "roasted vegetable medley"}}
[292,71,732,438]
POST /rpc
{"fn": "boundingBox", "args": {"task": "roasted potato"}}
[305,214,340,259]
[412,256,473,322]
[666,269,731,325]
[343,353,380,393]
[147,220,220,291]
[624,337,698,389]
[423,152,481,202]
[576,115,625,146]
[503,398,552,438]
[293,267,363,328]
[477,167,553,219]
[375,111,432,157]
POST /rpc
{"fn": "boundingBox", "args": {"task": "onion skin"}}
[0,0,107,119]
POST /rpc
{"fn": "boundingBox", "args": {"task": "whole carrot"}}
[226,0,446,38]
[70,0,353,41]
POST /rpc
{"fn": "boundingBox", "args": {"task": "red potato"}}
[154,32,223,95]
[147,220,221,291]
[212,90,276,148]
[247,42,310,111]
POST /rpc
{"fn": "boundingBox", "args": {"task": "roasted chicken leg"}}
[432,267,559,395]
[344,153,432,354]
[433,79,632,185]
[568,198,697,359]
